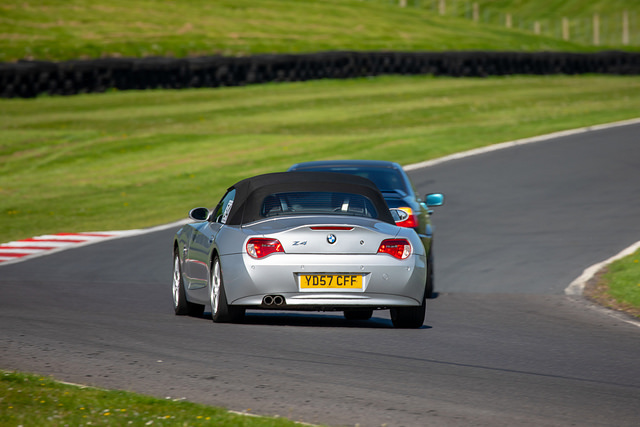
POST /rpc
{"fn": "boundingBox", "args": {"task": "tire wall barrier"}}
[1,51,639,98]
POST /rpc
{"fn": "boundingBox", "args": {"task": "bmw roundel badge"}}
[327,234,337,244]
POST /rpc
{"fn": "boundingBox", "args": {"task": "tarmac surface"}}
[1,122,639,426]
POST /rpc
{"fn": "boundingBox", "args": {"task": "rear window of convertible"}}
[260,192,378,219]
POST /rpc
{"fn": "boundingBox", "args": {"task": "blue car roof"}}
[288,160,403,170]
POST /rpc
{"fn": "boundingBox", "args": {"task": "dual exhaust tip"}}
[262,295,285,306]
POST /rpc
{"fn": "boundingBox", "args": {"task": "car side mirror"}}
[189,207,210,221]
[425,193,444,207]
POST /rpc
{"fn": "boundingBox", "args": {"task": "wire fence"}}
[370,0,639,47]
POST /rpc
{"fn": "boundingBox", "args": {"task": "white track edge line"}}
[403,117,640,171]
[0,219,190,267]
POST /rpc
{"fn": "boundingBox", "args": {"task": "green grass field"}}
[2,0,639,62]
[424,0,640,45]
[2,74,639,243]
[0,371,304,427]
[595,249,640,318]
[467,0,638,18]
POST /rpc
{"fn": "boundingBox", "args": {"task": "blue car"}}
[288,160,444,298]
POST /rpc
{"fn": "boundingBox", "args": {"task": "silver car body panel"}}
[176,215,427,310]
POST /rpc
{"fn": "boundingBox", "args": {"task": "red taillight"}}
[395,207,418,228]
[246,238,284,259]
[377,239,412,260]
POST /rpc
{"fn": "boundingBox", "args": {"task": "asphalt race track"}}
[1,123,640,426]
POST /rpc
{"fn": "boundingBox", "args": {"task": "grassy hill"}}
[438,0,640,46]
[457,0,638,20]
[1,0,638,63]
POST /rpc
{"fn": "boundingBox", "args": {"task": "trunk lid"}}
[242,216,399,254]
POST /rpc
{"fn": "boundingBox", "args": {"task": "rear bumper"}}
[221,252,427,307]
[233,293,421,309]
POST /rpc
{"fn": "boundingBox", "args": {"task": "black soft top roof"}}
[225,172,395,225]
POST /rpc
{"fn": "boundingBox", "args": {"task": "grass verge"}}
[0,370,306,427]
[585,249,640,319]
[0,0,627,62]
[1,74,640,244]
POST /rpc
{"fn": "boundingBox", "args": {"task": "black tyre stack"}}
[1,51,639,98]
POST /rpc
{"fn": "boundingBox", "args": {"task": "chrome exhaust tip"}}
[262,295,285,306]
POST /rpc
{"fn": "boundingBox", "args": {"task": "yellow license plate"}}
[299,274,363,289]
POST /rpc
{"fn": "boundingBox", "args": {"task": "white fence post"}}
[473,2,479,23]
[593,14,600,46]
[622,10,630,45]
[399,0,407,8]
[562,17,570,41]
[506,13,512,29]
[534,21,540,35]
[439,0,446,16]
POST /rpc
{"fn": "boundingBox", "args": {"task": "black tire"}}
[390,298,426,328]
[172,252,204,317]
[210,256,245,323]
[344,309,373,321]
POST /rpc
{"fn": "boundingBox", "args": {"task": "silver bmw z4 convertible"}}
[172,171,430,328]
